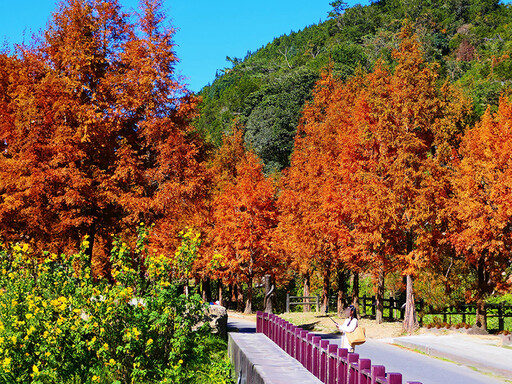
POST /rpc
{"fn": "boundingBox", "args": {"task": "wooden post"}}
[347,353,359,384]
[371,365,386,384]
[300,330,308,366]
[337,348,349,383]
[327,344,338,384]
[306,333,314,372]
[499,303,504,332]
[388,297,394,321]
[312,336,322,377]
[320,339,329,381]
[387,372,402,384]
[358,358,371,384]
[256,311,262,333]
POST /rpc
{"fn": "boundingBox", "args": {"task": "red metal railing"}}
[256,312,422,384]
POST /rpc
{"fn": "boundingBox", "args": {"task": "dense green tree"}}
[196,0,512,176]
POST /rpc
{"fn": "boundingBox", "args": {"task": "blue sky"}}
[0,1,365,92]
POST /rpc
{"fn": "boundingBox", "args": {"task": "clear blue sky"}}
[0,0,366,93]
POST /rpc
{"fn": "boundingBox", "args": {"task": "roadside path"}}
[227,312,511,383]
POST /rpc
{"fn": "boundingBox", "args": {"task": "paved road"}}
[227,314,509,384]
[329,336,506,384]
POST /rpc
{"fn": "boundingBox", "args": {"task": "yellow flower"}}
[146,338,153,346]
[2,357,11,367]
[92,375,100,382]
[32,365,39,374]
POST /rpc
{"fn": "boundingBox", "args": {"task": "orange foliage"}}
[211,139,278,313]
[278,25,471,325]
[450,97,512,298]
[0,0,207,276]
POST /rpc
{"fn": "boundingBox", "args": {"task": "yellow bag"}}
[346,326,366,346]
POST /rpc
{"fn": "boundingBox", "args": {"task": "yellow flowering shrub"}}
[0,224,232,383]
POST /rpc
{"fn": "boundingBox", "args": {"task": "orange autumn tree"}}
[279,25,471,329]
[449,97,512,330]
[0,0,207,275]
[211,142,278,313]
[346,27,471,332]
[196,125,247,305]
[277,72,356,314]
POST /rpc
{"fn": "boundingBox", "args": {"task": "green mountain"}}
[195,0,512,173]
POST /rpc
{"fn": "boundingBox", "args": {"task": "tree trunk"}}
[403,274,419,333]
[229,283,234,310]
[475,257,488,329]
[236,283,244,312]
[475,297,487,330]
[263,274,274,314]
[303,273,311,312]
[244,275,253,314]
[351,272,360,313]
[321,267,331,314]
[202,277,212,303]
[218,280,224,307]
[376,267,385,324]
[337,269,347,317]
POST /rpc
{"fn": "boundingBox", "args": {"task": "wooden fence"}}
[256,311,422,384]
[286,294,321,313]
[287,294,512,332]
[358,296,512,332]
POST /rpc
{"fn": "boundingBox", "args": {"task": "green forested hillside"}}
[195,0,512,173]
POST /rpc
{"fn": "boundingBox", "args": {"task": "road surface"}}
[227,314,508,384]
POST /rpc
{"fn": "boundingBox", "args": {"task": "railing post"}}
[327,344,338,384]
[300,330,308,366]
[256,311,262,333]
[312,335,322,378]
[286,293,290,313]
[387,373,402,384]
[347,353,359,384]
[358,358,371,384]
[270,314,277,341]
[278,319,285,348]
[262,312,269,336]
[286,323,293,354]
[371,365,385,384]
[292,326,300,359]
[320,339,329,381]
[316,295,320,313]
[337,348,349,384]
[298,330,307,366]
[306,333,315,372]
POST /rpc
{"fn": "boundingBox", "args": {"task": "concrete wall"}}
[228,332,322,384]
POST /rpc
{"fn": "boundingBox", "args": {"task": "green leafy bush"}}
[0,229,233,383]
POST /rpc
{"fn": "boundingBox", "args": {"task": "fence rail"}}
[288,295,512,332]
[286,294,321,313]
[357,296,512,332]
[256,311,422,384]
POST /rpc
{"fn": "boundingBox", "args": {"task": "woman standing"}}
[336,305,358,352]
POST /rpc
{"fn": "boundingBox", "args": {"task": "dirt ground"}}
[228,310,408,339]
[227,310,507,343]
